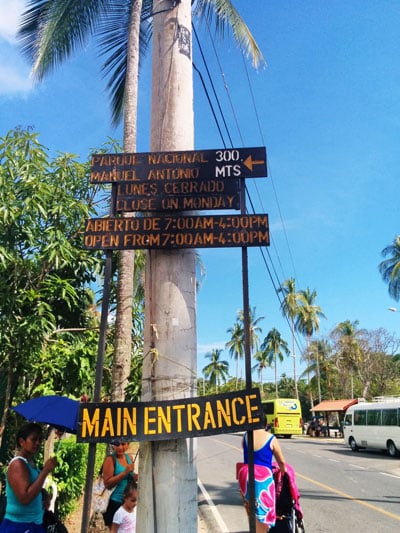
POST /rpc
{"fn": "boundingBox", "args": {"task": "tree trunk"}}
[316,352,322,404]
[0,360,14,449]
[137,1,197,532]
[292,320,299,399]
[111,0,143,403]
[236,356,239,390]
[306,335,314,407]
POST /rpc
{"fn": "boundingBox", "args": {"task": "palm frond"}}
[97,1,152,125]
[379,236,400,300]
[193,0,266,69]
[18,0,111,80]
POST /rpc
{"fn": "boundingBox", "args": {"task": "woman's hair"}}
[16,422,43,447]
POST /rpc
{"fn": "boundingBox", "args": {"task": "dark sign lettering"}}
[115,178,240,212]
[83,214,270,250]
[90,147,267,183]
[77,389,264,443]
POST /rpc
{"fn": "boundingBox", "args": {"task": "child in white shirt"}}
[110,483,137,533]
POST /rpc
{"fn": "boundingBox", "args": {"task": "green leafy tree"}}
[260,328,290,397]
[202,348,229,393]
[347,327,400,399]
[331,320,361,398]
[379,236,400,301]
[18,0,146,406]
[305,339,334,401]
[0,128,104,446]
[277,373,297,398]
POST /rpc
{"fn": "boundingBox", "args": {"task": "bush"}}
[53,437,106,520]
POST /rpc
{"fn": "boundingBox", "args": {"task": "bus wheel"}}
[387,440,398,457]
[349,437,359,451]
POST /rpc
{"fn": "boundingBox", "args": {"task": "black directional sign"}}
[115,178,241,212]
[84,214,269,250]
[90,147,267,183]
[77,388,264,443]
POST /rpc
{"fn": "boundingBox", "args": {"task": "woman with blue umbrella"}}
[0,422,57,533]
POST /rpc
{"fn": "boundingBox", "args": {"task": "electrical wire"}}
[193,22,306,359]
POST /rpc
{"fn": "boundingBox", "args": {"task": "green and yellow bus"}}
[262,398,303,438]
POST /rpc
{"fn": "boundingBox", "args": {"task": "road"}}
[197,433,400,533]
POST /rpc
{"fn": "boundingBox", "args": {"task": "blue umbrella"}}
[13,395,80,434]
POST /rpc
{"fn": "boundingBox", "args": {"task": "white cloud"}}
[0,61,32,94]
[0,1,32,95]
[0,0,26,43]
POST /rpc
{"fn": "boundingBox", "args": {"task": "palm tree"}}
[202,348,229,392]
[18,2,264,531]
[252,349,269,395]
[297,287,326,405]
[278,278,301,398]
[331,320,361,398]
[237,306,264,355]
[260,328,290,397]
[277,373,296,398]
[379,236,400,301]
[18,0,146,405]
[305,339,332,403]
[225,321,244,390]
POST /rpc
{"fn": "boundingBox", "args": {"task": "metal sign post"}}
[241,178,256,533]
[80,186,116,533]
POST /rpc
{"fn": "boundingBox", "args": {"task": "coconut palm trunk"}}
[111,0,143,402]
[291,318,298,399]
[137,1,197,531]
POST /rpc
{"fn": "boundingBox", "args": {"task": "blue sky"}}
[1,1,399,384]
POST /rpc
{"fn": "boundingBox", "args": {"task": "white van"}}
[343,399,400,457]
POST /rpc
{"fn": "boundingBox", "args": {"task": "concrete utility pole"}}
[136,1,198,531]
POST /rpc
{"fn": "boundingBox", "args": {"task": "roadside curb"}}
[198,501,221,532]
[296,434,344,442]
[197,480,228,532]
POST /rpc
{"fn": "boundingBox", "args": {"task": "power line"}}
[193,25,305,355]
[192,24,233,148]
[240,54,298,280]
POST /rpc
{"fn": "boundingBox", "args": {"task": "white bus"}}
[343,399,400,457]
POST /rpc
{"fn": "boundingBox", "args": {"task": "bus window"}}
[367,410,381,425]
[262,402,274,416]
[382,408,398,426]
[344,414,352,426]
[354,410,366,425]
